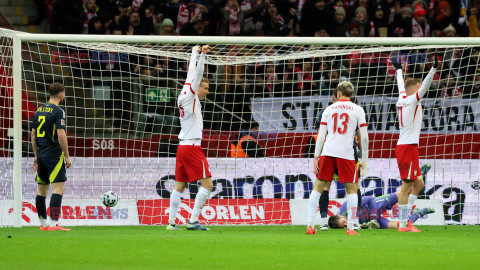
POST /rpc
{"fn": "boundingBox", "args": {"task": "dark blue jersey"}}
[32,103,66,157]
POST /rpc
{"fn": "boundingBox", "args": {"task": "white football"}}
[102,190,118,207]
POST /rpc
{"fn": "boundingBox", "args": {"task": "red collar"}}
[337,99,351,102]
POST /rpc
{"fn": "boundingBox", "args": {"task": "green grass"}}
[1,226,479,269]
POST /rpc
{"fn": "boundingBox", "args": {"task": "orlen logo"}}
[9,202,128,223]
[167,203,266,224]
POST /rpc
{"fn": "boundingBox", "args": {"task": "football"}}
[102,190,118,207]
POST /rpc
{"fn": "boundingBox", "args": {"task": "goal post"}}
[2,28,480,227]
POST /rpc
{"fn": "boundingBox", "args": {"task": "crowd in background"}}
[29,0,480,132]
[34,0,480,38]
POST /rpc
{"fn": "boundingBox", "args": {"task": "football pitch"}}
[1,226,479,269]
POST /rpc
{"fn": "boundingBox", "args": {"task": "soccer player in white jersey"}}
[307,81,369,235]
[167,45,212,231]
[392,54,437,232]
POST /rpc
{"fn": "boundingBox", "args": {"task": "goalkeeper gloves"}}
[359,161,367,178]
[433,54,439,69]
[391,55,402,70]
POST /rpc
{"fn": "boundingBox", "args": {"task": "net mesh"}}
[1,28,479,225]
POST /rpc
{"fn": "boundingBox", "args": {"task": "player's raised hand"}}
[32,157,38,172]
[359,161,367,178]
[391,54,402,70]
[433,54,439,69]
[65,157,72,168]
[202,45,210,54]
[192,45,201,53]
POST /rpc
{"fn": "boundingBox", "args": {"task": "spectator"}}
[412,4,430,37]
[88,17,106,34]
[180,16,208,35]
[230,122,265,158]
[330,6,348,37]
[430,0,453,35]
[52,0,85,33]
[300,0,334,36]
[352,7,370,37]
[468,8,480,37]
[158,18,177,35]
[262,2,287,36]
[347,22,360,37]
[219,0,268,36]
[369,5,389,37]
[121,11,154,35]
[175,0,208,34]
[83,0,101,33]
[314,26,330,37]
[389,6,413,36]
[442,24,456,37]
[440,73,463,98]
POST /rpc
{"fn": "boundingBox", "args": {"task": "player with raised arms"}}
[31,82,72,231]
[167,45,212,231]
[392,53,437,232]
[307,81,369,235]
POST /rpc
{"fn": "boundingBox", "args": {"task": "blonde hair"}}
[405,78,422,91]
[336,81,354,97]
[201,77,209,84]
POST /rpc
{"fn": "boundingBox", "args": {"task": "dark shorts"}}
[36,153,67,185]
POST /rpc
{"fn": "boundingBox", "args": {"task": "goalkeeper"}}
[328,191,436,230]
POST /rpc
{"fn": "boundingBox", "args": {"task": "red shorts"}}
[316,156,358,183]
[175,145,212,183]
[395,144,421,180]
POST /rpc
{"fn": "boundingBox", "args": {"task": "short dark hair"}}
[328,215,341,229]
[48,82,65,97]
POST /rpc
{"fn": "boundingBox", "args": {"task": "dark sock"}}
[319,190,329,219]
[409,213,421,223]
[35,195,47,220]
[49,194,63,222]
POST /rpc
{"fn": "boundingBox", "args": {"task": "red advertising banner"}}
[137,199,291,225]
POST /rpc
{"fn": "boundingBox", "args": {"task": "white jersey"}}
[178,50,206,143]
[396,68,435,145]
[319,100,367,160]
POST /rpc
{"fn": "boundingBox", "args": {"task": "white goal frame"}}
[10,33,480,227]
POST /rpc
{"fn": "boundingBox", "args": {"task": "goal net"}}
[1,28,479,226]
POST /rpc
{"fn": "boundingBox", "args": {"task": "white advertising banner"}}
[289,199,445,226]
[1,157,479,225]
[251,96,480,133]
[0,199,139,226]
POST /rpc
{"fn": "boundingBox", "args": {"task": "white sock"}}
[50,219,58,227]
[408,194,417,210]
[307,190,321,228]
[190,187,210,223]
[169,190,182,224]
[347,193,358,230]
[39,218,47,227]
[398,204,409,228]
[321,217,327,226]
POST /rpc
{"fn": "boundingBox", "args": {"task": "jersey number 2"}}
[332,113,349,134]
[37,116,46,137]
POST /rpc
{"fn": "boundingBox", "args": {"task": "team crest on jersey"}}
[61,119,65,125]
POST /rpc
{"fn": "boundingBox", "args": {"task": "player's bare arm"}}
[57,129,71,168]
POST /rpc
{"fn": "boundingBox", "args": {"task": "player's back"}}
[177,85,203,141]
[396,94,422,145]
[32,103,65,157]
[320,100,367,160]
